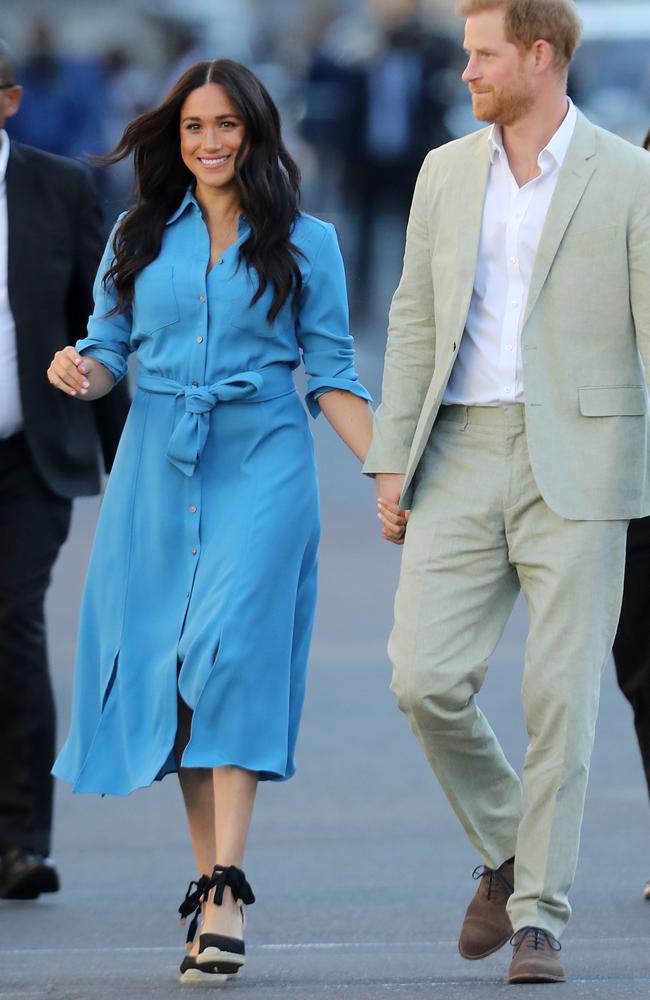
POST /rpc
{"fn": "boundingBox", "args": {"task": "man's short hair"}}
[457,0,582,73]
[0,39,17,86]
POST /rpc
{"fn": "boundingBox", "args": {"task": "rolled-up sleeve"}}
[296,223,371,418]
[75,219,132,383]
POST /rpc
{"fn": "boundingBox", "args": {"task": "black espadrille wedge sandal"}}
[195,865,255,974]
[178,874,228,986]
[178,865,255,979]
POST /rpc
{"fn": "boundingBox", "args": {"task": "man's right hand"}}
[376,473,410,545]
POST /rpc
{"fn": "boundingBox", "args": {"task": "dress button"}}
[191,547,198,556]
[189,505,197,513]
[199,295,206,303]
[196,336,204,344]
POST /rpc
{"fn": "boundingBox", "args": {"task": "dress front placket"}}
[180,210,211,614]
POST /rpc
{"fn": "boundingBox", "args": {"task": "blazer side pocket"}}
[578,385,647,417]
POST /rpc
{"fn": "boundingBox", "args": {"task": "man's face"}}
[461,8,536,126]
[0,77,22,129]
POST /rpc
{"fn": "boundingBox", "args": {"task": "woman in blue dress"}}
[47,60,373,986]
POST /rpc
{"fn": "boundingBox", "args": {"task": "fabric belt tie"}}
[138,364,294,476]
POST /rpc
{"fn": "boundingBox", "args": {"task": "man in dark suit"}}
[612,127,650,903]
[0,39,129,899]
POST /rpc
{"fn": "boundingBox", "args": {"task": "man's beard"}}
[471,78,535,126]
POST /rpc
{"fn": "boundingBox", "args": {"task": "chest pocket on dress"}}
[227,268,290,338]
[133,265,180,335]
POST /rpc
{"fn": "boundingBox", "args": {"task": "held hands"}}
[376,472,410,545]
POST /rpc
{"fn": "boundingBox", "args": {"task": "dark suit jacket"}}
[5,140,130,499]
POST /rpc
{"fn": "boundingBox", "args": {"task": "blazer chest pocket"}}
[133,265,180,335]
[578,385,647,416]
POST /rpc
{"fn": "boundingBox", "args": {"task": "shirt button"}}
[512,300,518,307]
[217,258,224,265]
[198,295,206,303]
[505,344,513,352]
[510,256,518,265]
[191,380,198,387]
[503,385,510,393]
[196,336,204,344]
[191,547,198,556]
[189,505,197,513]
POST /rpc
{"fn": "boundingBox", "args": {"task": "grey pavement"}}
[2,242,650,997]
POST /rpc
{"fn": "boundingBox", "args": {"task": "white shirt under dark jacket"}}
[443,99,577,406]
[0,129,23,438]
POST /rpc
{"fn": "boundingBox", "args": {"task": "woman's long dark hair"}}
[102,60,303,323]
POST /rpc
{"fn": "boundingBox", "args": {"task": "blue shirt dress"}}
[53,189,370,795]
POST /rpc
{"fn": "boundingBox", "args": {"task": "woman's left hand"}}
[377,498,409,545]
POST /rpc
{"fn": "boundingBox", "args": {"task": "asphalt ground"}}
[2,226,649,998]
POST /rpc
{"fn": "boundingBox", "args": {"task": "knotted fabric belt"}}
[138,363,295,476]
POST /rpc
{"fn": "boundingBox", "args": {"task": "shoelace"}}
[511,927,562,952]
[178,865,256,945]
[472,864,514,900]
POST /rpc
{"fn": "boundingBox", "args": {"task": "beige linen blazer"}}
[363,111,650,520]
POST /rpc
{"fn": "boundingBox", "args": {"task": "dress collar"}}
[165,186,250,236]
[165,187,200,225]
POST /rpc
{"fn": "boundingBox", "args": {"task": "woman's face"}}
[180,83,245,195]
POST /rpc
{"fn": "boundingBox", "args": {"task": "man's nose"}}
[462,56,479,82]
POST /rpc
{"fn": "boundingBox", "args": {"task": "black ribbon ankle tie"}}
[178,865,255,945]
[472,864,514,899]
[178,874,212,945]
[210,864,256,907]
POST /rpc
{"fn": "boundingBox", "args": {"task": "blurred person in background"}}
[7,16,107,161]
[369,0,650,983]
[301,13,454,317]
[0,39,130,901]
[612,125,650,903]
[47,59,372,986]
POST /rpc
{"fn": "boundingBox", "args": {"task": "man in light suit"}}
[364,0,650,984]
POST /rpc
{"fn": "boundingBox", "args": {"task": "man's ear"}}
[531,40,554,76]
[3,84,23,121]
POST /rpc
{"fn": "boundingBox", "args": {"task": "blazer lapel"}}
[523,112,597,326]
[453,132,491,342]
[6,142,37,324]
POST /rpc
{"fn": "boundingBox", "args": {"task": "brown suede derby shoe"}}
[458,857,514,960]
[508,926,566,983]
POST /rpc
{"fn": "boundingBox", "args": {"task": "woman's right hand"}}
[47,346,113,399]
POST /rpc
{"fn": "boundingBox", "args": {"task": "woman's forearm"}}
[319,390,373,462]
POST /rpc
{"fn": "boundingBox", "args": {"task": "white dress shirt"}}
[443,99,577,406]
[0,128,23,438]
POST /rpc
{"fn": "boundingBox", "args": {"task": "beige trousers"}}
[390,405,628,938]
